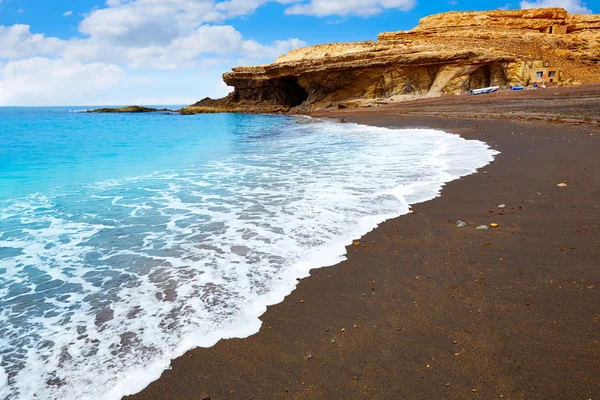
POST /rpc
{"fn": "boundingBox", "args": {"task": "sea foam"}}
[0,117,498,400]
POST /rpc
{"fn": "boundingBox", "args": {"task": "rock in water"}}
[456,220,468,228]
[88,106,174,113]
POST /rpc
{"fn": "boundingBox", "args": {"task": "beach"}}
[125,86,600,399]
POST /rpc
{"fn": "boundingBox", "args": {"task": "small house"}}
[530,67,562,85]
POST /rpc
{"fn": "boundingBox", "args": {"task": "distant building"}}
[530,67,562,85]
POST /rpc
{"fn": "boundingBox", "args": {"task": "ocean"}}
[0,107,498,400]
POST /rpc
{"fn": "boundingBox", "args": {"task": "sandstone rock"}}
[181,8,600,114]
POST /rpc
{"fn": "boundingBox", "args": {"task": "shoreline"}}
[127,90,600,399]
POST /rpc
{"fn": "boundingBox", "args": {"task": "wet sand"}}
[127,86,600,399]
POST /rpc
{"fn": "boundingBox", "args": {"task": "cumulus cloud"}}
[0,23,305,69]
[285,0,416,16]
[0,25,64,59]
[77,0,298,46]
[520,0,592,13]
[0,21,305,104]
[0,58,124,105]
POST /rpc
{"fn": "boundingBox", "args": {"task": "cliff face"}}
[182,8,600,114]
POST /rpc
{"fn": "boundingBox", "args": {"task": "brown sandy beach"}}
[128,85,600,399]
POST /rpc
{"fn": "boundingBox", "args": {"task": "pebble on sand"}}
[497,204,506,209]
[476,225,489,230]
[490,223,499,228]
[557,183,568,187]
[456,220,468,228]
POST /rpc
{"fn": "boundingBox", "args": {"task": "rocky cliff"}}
[181,8,600,114]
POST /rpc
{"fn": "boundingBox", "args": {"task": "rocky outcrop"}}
[182,8,600,114]
[89,106,175,113]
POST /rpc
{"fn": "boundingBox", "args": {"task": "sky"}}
[0,0,596,106]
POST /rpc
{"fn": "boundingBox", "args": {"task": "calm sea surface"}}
[0,107,497,399]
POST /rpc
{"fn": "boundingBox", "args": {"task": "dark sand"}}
[128,85,600,399]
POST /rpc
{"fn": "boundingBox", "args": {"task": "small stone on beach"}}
[307,354,313,359]
[497,204,506,209]
[476,225,489,230]
[557,183,568,187]
[456,220,468,228]
[352,240,361,246]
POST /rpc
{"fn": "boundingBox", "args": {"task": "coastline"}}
[127,90,600,399]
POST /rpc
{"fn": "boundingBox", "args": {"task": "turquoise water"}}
[0,107,272,199]
[0,108,497,400]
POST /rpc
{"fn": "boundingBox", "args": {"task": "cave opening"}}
[469,65,491,90]
[276,77,308,106]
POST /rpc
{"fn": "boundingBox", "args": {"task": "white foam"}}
[0,117,498,400]
[0,366,7,388]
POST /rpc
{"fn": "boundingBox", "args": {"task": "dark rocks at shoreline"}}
[87,106,177,113]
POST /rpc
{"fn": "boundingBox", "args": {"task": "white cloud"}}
[62,10,73,17]
[520,0,592,13]
[0,23,306,69]
[285,0,416,16]
[123,25,306,69]
[77,0,298,46]
[0,25,64,59]
[0,58,124,106]
[0,21,305,105]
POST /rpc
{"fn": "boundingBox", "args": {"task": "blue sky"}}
[0,0,595,106]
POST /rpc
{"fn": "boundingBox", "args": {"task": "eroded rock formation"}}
[182,8,600,114]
